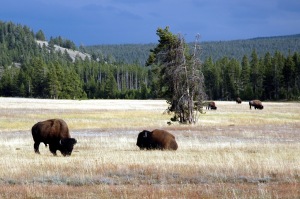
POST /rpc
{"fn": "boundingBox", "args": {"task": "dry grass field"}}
[0,97,299,199]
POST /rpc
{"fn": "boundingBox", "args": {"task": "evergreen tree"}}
[216,57,229,99]
[16,70,27,96]
[104,71,118,99]
[227,58,241,99]
[263,52,274,99]
[273,51,285,99]
[47,63,62,99]
[240,55,252,99]
[35,30,46,41]
[0,67,18,96]
[146,26,180,99]
[30,57,48,97]
[282,54,295,99]
[140,82,150,99]
[58,68,84,99]
[203,57,220,99]
[250,50,263,98]
[292,52,300,98]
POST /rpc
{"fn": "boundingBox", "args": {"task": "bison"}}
[31,119,77,156]
[249,100,264,110]
[136,129,178,150]
[236,97,242,104]
[206,101,217,110]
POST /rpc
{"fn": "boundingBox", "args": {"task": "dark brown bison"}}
[206,101,217,110]
[236,97,242,104]
[249,100,264,110]
[136,129,178,150]
[31,119,77,156]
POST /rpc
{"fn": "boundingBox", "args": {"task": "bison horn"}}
[59,139,62,145]
[143,132,147,138]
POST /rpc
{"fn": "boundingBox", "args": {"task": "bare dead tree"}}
[146,27,206,124]
[166,34,206,124]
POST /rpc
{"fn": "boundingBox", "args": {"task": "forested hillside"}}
[0,21,149,99]
[86,34,300,65]
[0,21,299,101]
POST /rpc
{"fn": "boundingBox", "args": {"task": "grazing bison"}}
[31,119,77,156]
[206,101,217,110]
[236,97,242,104]
[249,100,264,110]
[136,129,178,150]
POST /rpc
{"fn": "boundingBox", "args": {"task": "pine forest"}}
[0,21,300,101]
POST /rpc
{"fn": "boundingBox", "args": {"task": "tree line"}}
[0,21,149,99]
[86,34,300,65]
[203,50,300,101]
[0,57,149,99]
[0,21,299,100]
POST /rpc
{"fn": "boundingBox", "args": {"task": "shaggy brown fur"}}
[236,97,242,104]
[206,101,217,110]
[249,100,264,110]
[136,129,178,150]
[31,119,77,156]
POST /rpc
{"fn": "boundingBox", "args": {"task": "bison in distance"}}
[249,100,264,110]
[31,119,77,156]
[236,97,242,104]
[136,129,178,150]
[206,101,217,110]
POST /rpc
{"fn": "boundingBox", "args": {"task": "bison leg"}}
[34,142,40,154]
[49,144,57,156]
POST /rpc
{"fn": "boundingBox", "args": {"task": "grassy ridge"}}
[0,98,299,198]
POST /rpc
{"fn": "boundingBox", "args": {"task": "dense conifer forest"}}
[0,21,299,100]
[86,34,300,65]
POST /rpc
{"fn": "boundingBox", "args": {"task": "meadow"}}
[0,97,299,198]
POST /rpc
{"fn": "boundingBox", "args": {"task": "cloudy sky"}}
[1,0,300,45]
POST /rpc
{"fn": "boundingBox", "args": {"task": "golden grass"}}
[0,97,299,198]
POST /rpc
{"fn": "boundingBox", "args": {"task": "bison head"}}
[59,138,77,156]
[136,130,155,150]
[257,105,264,109]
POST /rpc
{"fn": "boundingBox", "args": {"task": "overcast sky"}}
[1,0,300,45]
